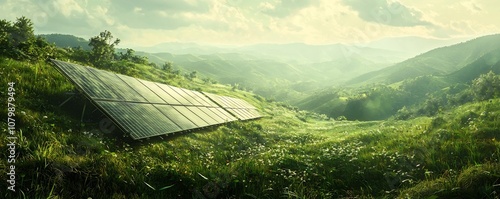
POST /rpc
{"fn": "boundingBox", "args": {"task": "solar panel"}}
[238,109,253,119]
[222,97,242,108]
[232,108,252,120]
[140,80,181,105]
[51,59,261,140]
[187,106,220,125]
[175,87,205,106]
[87,68,146,102]
[116,74,165,104]
[230,98,253,109]
[54,61,122,99]
[157,84,192,105]
[173,106,210,127]
[211,107,238,122]
[183,89,211,107]
[202,92,261,120]
[97,101,182,139]
[247,109,262,119]
[154,104,198,130]
[192,91,219,107]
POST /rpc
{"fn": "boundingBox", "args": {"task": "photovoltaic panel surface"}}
[51,59,261,140]
[202,92,261,119]
[154,104,198,130]
[116,74,165,104]
[173,106,210,128]
[97,101,182,139]
[88,68,146,102]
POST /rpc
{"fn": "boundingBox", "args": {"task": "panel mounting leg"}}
[59,94,76,107]
[81,101,87,123]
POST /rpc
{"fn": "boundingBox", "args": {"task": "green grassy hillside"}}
[1,56,499,198]
[298,34,500,121]
[347,34,500,86]
[449,48,500,83]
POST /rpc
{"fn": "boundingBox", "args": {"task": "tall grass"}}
[1,57,499,198]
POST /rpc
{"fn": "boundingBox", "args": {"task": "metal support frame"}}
[58,92,77,107]
[81,101,87,123]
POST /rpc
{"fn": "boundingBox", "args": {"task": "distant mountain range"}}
[135,36,472,63]
[346,34,500,85]
[39,33,477,103]
[296,34,500,119]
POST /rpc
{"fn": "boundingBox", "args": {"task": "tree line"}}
[0,16,219,84]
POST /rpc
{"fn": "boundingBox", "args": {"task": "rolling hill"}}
[39,34,91,50]
[346,34,500,85]
[296,34,500,120]
[3,44,500,199]
[449,48,500,83]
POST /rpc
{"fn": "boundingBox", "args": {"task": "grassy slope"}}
[1,58,499,198]
[296,42,500,121]
[347,34,500,86]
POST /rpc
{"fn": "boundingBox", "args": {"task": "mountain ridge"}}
[346,34,500,86]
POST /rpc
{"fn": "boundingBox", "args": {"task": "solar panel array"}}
[51,59,261,140]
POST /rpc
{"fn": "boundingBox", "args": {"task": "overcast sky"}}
[0,0,499,47]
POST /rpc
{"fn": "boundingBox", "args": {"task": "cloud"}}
[107,0,215,30]
[0,0,498,46]
[341,0,432,27]
[260,0,319,18]
[0,0,112,37]
[461,1,482,14]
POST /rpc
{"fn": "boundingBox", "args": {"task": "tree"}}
[162,61,173,73]
[188,71,198,80]
[88,30,120,66]
[0,17,54,60]
[472,71,500,101]
[0,19,13,55]
[12,16,35,47]
[202,77,211,84]
[119,48,135,61]
[231,83,239,91]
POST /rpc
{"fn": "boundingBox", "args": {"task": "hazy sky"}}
[1,0,499,47]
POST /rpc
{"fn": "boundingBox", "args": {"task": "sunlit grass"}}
[1,57,499,198]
